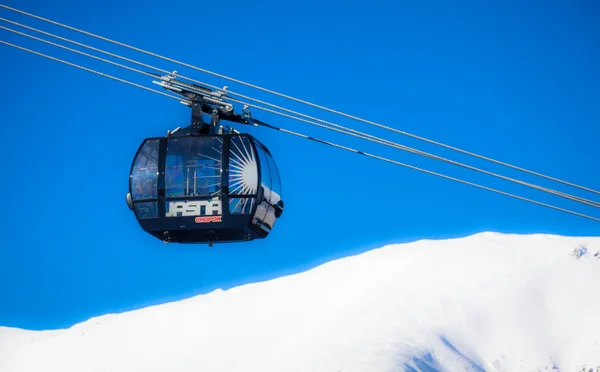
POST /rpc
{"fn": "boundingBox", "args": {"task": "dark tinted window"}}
[135,202,158,219]
[229,197,256,214]
[165,137,223,198]
[265,148,282,205]
[131,139,159,201]
[253,141,270,222]
[252,140,282,228]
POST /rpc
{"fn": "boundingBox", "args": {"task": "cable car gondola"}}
[126,73,284,245]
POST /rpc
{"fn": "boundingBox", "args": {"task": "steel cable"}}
[0,39,182,101]
[1,24,599,209]
[2,3,598,196]
[1,37,599,223]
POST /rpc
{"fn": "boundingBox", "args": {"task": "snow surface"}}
[1,232,600,372]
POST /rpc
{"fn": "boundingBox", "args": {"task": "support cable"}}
[1,36,599,223]
[0,39,182,101]
[1,3,598,196]
[1,24,598,209]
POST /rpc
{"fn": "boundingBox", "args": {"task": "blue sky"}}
[0,0,598,330]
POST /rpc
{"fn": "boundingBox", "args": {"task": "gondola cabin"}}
[127,133,283,244]
[126,73,284,245]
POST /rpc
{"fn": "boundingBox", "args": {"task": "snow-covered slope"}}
[1,232,600,372]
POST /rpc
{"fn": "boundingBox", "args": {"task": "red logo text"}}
[195,216,222,223]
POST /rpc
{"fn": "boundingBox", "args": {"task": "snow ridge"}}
[1,232,599,372]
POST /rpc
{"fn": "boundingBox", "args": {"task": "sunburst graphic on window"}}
[229,136,258,195]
